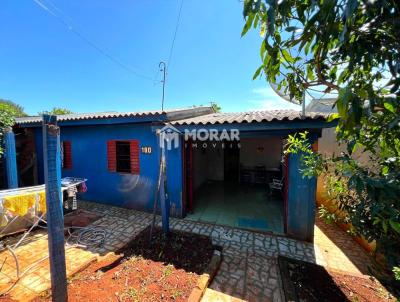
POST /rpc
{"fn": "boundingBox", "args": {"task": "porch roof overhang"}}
[170,119,335,132]
[151,110,335,136]
[168,109,335,134]
[171,109,329,125]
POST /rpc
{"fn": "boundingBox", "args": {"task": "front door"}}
[224,142,240,182]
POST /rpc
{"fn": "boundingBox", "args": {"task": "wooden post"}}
[42,115,68,301]
[4,127,18,188]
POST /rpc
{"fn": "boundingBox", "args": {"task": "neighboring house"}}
[306,98,371,202]
[306,98,339,204]
[4,107,333,242]
[307,98,375,251]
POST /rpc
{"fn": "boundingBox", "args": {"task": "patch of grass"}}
[162,264,174,279]
[170,289,183,300]
[127,287,139,301]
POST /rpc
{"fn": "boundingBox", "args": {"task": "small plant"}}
[171,289,183,300]
[127,287,139,302]
[318,205,337,224]
[394,266,400,281]
[162,264,174,279]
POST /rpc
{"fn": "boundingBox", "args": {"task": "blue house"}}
[4,107,331,242]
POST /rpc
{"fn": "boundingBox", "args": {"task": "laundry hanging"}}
[37,191,47,213]
[2,193,37,216]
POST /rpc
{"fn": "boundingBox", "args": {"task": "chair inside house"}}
[269,177,284,196]
[254,165,267,184]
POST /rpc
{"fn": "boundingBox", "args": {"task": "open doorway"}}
[184,136,286,234]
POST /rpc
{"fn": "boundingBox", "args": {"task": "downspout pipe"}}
[4,127,18,188]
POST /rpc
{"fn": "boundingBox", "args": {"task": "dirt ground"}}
[33,227,216,302]
[281,256,396,302]
[330,271,396,302]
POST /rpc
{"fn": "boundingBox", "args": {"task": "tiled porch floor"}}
[0,201,376,301]
[186,182,284,234]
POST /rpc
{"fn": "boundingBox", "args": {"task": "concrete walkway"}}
[0,202,152,301]
[0,201,375,301]
[82,202,375,302]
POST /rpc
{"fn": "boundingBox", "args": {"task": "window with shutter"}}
[107,140,140,174]
[62,141,72,169]
[130,140,140,174]
[107,140,117,172]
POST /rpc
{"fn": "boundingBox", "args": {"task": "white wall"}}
[193,144,224,190]
[192,137,283,189]
[207,144,224,181]
[240,137,282,168]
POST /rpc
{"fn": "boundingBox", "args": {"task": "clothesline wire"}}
[167,0,184,71]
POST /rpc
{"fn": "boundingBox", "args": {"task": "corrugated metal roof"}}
[171,110,328,125]
[15,107,214,125]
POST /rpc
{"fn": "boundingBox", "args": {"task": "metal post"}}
[4,127,18,188]
[42,115,68,302]
[159,61,166,111]
[301,90,306,117]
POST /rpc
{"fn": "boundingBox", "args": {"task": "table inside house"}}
[240,166,281,184]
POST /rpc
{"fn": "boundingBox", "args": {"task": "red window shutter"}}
[107,140,117,172]
[63,141,73,169]
[130,140,140,174]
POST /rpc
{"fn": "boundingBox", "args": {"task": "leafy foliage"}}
[394,266,400,281]
[0,106,16,157]
[39,107,74,115]
[211,103,222,113]
[0,99,27,117]
[242,0,400,281]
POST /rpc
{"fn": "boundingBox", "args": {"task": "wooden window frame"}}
[61,141,72,169]
[107,140,140,175]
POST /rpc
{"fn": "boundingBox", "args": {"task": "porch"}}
[186,181,284,234]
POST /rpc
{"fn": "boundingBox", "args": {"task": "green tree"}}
[39,107,74,115]
[0,100,25,157]
[0,99,27,117]
[242,0,399,281]
[211,102,222,113]
[0,106,15,157]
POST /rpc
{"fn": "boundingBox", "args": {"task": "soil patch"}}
[122,226,216,274]
[35,227,216,302]
[279,256,396,302]
[63,209,102,228]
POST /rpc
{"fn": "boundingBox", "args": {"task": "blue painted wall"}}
[30,119,323,240]
[286,152,317,242]
[4,130,18,188]
[34,123,183,217]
